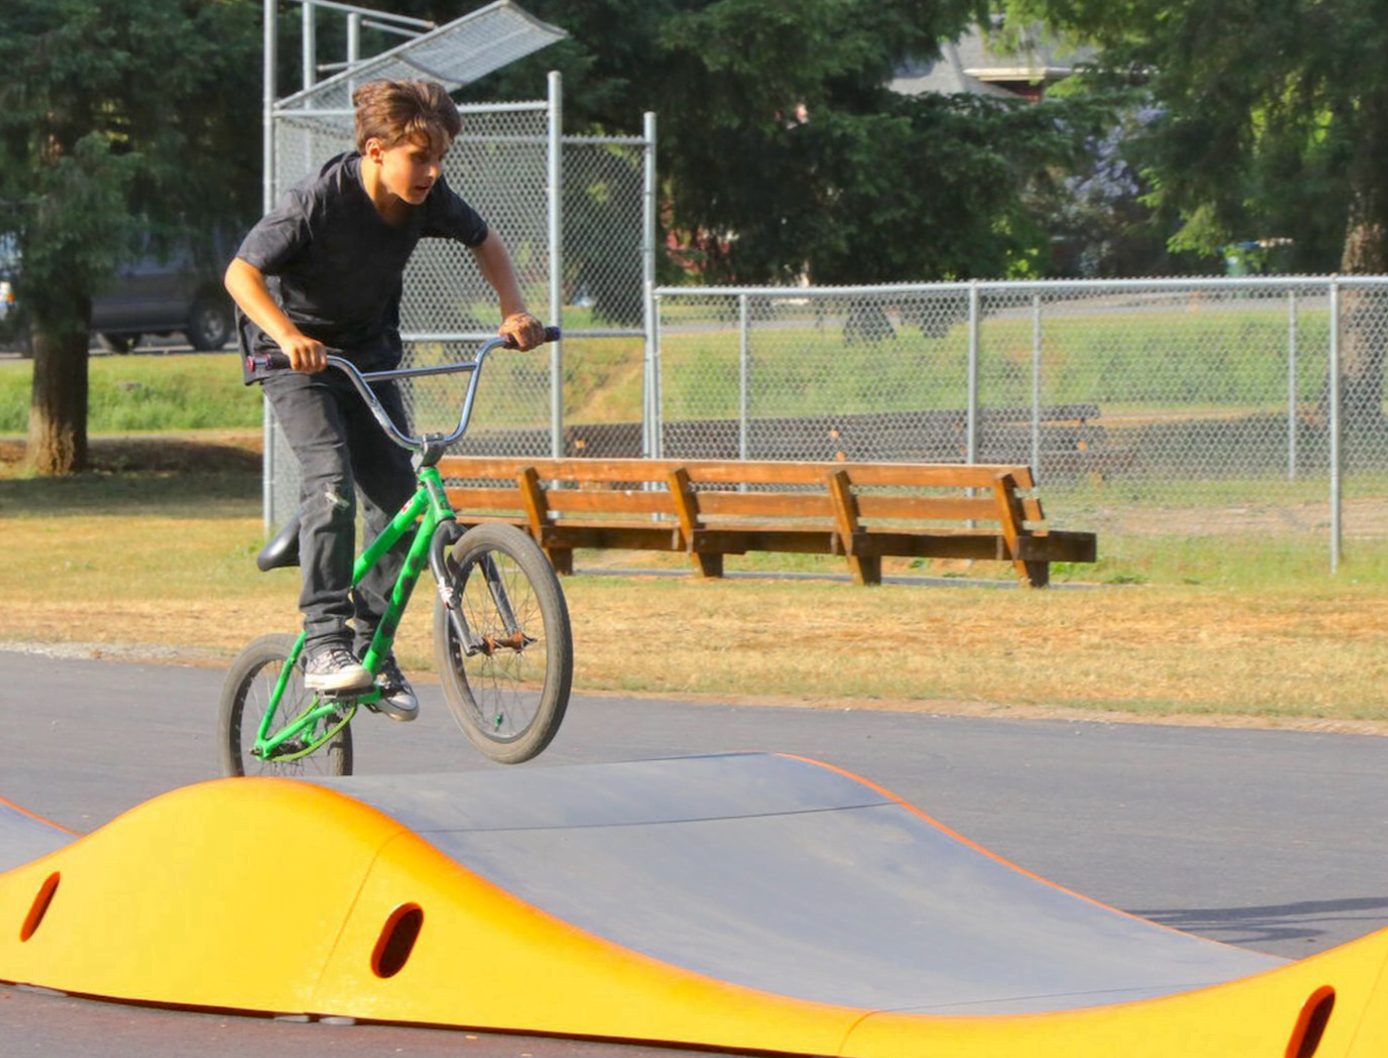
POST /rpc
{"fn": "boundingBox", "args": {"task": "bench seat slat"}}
[545,489,673,515]
[439,456,1037,491]
[451,485,1023,528]
[447,487,524,513]
[852,494,999,522]
[681,461,1024,489]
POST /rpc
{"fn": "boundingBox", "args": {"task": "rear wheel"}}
[218,634,353,777]
[433,523,572,764]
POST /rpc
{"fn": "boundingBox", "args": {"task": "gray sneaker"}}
[303,646,374,695]
[374,653,419,722]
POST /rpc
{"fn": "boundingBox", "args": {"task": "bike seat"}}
[257,514,301,572]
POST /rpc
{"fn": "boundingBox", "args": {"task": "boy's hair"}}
[352,79,462,155]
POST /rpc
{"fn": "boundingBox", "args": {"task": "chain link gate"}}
[654,279,1388,576]
[262,1,653,526]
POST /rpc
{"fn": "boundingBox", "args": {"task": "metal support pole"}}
[1031,293,1042,480]
[346,13,360,100]
[262,0,278,530]
[547,72,563,459]
[642,110,659,459]
[739,294,750,461]
[301,0,316,92]
[263,0,277,214]
[1329,279,1342,573]
[1287,290,1298,480]
[966,282,980,466]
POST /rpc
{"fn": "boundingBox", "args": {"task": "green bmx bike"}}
[217,329,572,776]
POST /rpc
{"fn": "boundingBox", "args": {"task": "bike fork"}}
[429,525,525,657]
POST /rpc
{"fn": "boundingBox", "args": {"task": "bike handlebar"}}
[250,326,560,456]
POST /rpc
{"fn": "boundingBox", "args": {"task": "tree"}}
[1000,0,1388,427]
[451,0,1102,301]
[0,0,260,474]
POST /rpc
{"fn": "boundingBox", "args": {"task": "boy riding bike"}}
[224,78,544,722]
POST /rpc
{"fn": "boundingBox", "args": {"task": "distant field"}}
[0,305,1353,434]
[656,305,1337,417]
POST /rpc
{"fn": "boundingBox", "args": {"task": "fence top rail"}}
[277,101,549,117]
[656,275,1388,298]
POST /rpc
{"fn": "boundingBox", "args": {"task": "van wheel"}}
[187,297,232,351]
[97,333,139,354]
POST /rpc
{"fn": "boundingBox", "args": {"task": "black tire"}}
[433,523,572,764]
[186,295,232,351]
[218,633,353,777]
[97,333,139,354]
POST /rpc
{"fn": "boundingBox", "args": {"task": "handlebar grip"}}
[249,351,293,371]
[503,325,562,350]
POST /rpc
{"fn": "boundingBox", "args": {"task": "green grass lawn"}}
[2,435,1387,721]
[0,351,263,434]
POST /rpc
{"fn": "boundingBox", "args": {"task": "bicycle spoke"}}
[219,635,352,777]
[456,546,547,739]
[434,523,571,763]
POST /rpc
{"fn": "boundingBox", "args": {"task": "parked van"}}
[92,231,236,352]
[0,229,236,355]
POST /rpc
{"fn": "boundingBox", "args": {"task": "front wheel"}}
[433,523,572,764]
[218,633,353,777]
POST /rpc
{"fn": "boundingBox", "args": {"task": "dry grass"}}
[3,432,1387,728]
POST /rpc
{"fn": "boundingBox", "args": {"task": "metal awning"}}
[277,0,567,117]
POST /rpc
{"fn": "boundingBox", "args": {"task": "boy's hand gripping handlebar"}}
[248,326,560,457]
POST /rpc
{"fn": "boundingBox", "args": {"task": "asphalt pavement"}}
[1,646,1386,1056]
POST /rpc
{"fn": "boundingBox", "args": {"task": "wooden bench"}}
[436,457,1096,587]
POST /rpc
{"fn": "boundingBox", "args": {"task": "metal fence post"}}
[547,71,563,459]
[1031,292,1042,480]
[642,110,659,459]
[1287,290,1298,480]
[739,294,750,461]
[1329,278,1342,573]
[263,0,277,215]
[301,0,316,90]
[966,281,980,466]
[346,13,360,109]
[262,0,278,531]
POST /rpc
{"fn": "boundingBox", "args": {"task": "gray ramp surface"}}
[0,800,75,875]
[312,753,1283,1014]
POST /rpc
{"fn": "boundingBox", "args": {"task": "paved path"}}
[2,648,1386,1055]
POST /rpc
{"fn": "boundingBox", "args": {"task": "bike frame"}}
[253,468,456,761]
[248,334,535,763]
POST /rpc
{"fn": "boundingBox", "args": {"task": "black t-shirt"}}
[235,151,488,382]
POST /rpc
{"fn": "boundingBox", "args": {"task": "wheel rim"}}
[194,307,228,345]
[446,547,551,743]
[235,655,345,776]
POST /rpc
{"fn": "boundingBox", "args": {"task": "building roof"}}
[891,22,1092,99]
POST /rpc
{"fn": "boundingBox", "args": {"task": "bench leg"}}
[546,548,574,576]
[1023,560,1049,588]
[847,555,882,586]
[691,552,724,579]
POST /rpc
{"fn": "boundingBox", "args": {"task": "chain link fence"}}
[654,279,1388,573]
[265,75,654,524]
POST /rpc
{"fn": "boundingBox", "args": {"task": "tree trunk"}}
[25,322,90,475]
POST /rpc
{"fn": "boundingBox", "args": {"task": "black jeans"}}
[263,369,415,657]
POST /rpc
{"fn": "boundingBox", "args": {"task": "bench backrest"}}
[438,457,1046,530]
